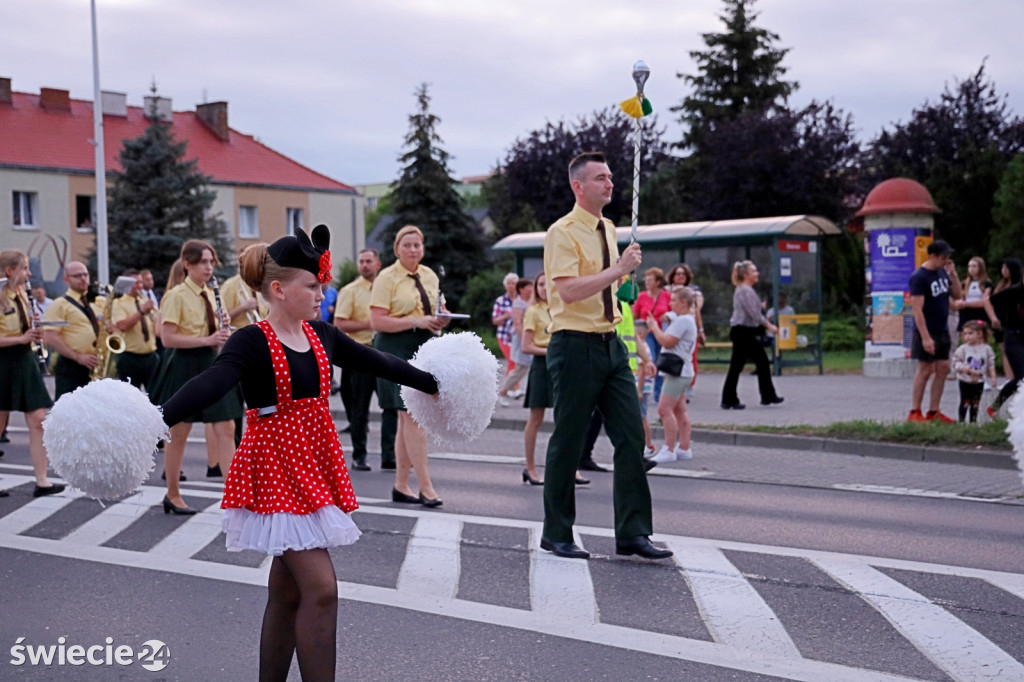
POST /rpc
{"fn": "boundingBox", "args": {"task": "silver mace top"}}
[632,60,650,97]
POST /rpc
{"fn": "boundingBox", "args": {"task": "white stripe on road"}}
[670,542,801,658]
[530,529,597,624]
[0,481,85,535]
[832,483,1010,503]
[396,516,463,600]
[62,487,168,546]
[149,501,226,559]
[812,557,1024,682]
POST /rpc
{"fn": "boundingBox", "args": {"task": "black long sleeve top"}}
[162,320,438,427]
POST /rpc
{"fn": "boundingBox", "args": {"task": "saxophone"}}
[91,284,125,381]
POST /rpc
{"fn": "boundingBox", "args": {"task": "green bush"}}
[822,317,863,351]
[461,266,508,327]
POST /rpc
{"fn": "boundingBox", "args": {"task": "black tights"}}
[260,548,338,682]
[958,381,984,423]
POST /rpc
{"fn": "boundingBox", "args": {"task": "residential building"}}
[0,77,363,289]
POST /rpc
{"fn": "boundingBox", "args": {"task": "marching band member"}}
[149,240,241,512]
[42,261,105,399]
[0,250,65,497]
[111,269,160,391]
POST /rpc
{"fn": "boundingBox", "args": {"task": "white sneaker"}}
[674,447,693,460]
[643,445,655,458]
[650,445,677,463]
[509,388,525,399]
[498,396,511,407]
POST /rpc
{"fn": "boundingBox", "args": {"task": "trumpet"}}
[237,281,262,325]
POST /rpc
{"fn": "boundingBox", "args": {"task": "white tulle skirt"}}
[222,505,362,556]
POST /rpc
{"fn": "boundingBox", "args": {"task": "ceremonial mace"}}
[618,60,653,301]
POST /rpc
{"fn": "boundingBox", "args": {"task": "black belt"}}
[556,329,617,342]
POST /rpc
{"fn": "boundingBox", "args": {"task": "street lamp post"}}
[91,0,109,286]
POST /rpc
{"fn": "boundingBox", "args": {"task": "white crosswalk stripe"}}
[669,542,801,658]
[0,483,1021,681]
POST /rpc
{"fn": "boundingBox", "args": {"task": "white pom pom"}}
[401,332,499,445]
[1006,390,1024,489]
[43,379,168,499]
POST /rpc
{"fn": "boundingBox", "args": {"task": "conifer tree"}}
[383,83,485,310]
[104,84,232,287]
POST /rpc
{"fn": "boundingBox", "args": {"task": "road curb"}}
[331,409,1018,471]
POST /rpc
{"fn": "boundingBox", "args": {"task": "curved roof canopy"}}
[492,215,841,251]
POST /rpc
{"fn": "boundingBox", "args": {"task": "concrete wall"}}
[0,168,71,286]
[310,192,363,266]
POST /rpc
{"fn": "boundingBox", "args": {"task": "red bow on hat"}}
[318,251,332,283]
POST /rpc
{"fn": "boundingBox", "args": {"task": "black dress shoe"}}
[419,493,443,508]
[352,457,371,471]
[579,459,609,472]
[0,489,10,498]
[574,475,590,485]
[522,469,543,485]
[643,459,658,473]
[540,537,590,559]
[33,483,66,498]
[339,425,351,433]
[720,402,746,410]
[162,496,198,515]
[0,430,9,443]
[761,396,785,406]
[392,488,421,504]
[380,461,396,470]
[206,464,223,477]
[161,470,188,481]
[616,535,674,560]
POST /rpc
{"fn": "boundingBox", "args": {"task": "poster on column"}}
[869,228,919,293]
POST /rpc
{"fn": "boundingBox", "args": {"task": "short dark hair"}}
[515,278,533,293]
[358,248,380,260]
[568,151,607,183]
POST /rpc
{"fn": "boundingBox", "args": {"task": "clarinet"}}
[24,281,49,375]
[208,276,231,331]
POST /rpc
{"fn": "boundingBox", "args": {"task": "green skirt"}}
[523,355,553,409]
[0,344,53,412]
[150,346,243,423]
[373,329,433,411]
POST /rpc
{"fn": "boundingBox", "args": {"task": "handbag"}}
[656,352,684,377]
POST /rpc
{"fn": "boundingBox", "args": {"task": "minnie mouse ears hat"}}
[268,224,333,283]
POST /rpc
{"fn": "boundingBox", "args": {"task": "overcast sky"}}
[3,0,1022,187]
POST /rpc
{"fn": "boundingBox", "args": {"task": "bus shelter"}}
[491,215,841,375]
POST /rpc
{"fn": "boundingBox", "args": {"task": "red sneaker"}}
[926,410,955,424]
[907,409,927,423]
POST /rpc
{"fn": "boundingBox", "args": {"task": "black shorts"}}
[911,329,951,362]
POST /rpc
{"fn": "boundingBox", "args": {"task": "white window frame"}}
[12,191,39,230]
[286,208,304,236]
[238,205,259,239]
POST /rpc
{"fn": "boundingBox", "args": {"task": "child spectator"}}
[951,320,997,423]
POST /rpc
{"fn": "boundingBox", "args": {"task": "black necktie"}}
[135,298,150,342]
[595,220,615,323]
[408,273,433,317]
[201,290,217,335]
[14,294,30,333]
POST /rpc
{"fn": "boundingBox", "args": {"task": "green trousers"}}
[543,330,653,542]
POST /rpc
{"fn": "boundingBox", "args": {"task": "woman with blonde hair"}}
[370,225,450,507]
[720,260,783,410]
[160,226,438,680]
[0,250,65,497]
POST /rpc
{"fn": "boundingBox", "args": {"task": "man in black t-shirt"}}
[907,240,962,423]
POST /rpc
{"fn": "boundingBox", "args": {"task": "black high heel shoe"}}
[522,469,543,486]
[575,475,590,485]
[392,488,421,504]
[418,492,443,508]
[162,496,198,516]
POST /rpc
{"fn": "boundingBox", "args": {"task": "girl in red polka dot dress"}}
[161,225,438,681]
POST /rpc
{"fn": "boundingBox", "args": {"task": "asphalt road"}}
[1,424,1023,681]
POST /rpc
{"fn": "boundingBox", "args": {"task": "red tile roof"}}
[1,92,355,193]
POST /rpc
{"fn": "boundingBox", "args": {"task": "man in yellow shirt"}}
[111,270,159,391]
[43,261,105,399]
[335,248,389,471]
[541,151,671,561]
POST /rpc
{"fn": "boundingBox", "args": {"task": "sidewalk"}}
[330,372,1021,471]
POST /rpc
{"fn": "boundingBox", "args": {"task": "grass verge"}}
[697,419,1012,450]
